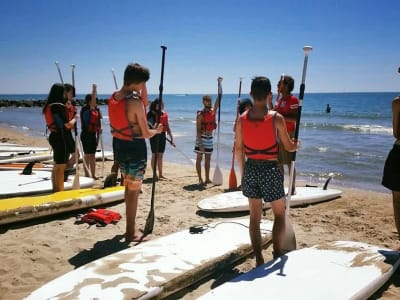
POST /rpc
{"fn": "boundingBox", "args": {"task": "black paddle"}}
[283,45,313,252]
[143,45,167,236]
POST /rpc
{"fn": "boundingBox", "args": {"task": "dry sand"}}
[0,126,399,299]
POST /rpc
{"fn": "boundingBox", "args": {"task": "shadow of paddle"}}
[68,234,129,268]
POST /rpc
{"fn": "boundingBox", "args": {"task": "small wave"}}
[317,147,328,152]
[341,124,392,134]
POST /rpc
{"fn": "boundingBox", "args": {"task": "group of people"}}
[43,83,103,192]
[43,61,400,263]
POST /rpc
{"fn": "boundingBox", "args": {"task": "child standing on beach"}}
[235,76,299,266]
[108,63,162,243]
[80,84,102,179]
[194,77,222,185]
[43,83,77,192]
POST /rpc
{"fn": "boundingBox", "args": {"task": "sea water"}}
[0,92,397,193]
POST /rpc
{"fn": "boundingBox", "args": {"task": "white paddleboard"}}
[0,162,53,171]
[198,240,400,300]
[0,170,95,198]
[198,186,342,213]
[0,151,53,164]
[26,218,274,300]
[0,145,49,153]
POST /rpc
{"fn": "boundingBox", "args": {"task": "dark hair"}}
[239,98,253,114]
[283,75,294,92]
[149,98,161,112]
[85,94,92,104]
[64,83,76,98]
[202,95,212,101]
[43,83,65,113]
[123,63,150,85]
[250,76,271,101]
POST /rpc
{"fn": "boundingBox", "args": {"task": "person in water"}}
[235,76,299,266]
[108,63,163,243]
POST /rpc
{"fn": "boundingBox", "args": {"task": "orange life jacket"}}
[241,110,279,160]
[160,111,169,132]
[81,106,101,133]
[66,101,77,121]
[199,109,216,132]
[108,93,142,141]
[44,103,66,133]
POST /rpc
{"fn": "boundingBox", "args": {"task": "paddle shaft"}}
[55,62,64,84]
[143,45,167,236]
[112,69,118,89]
[229,78,242,189]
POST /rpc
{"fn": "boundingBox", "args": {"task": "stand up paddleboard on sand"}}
[0,170,95,198]
[198,179,342,213]
[26,218,274,300]
[0,144,49,153]
[0,151,53,164]
[198,240,400,300]
[0,186,125,225]
[0,161,53,171]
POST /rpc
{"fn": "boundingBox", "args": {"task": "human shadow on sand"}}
[68,234,129,268]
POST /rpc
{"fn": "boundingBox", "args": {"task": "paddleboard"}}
[26,218,274,300]
[0,162,53,171]
[198,186,342,213]
[0,151,53,164]
[0,170,95,198]
[198,240,400,300]
[0,186,125,225]
[0,145,49,153]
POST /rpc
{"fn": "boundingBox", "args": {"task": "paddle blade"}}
[72,142,80,190]
[282,208,297,252]
[143,208,154,236]
[212,165,223,185]
[228,168,237,190]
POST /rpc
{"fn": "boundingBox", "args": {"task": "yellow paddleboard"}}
[0,186,124,225]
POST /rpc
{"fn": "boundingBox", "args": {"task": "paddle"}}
[111,68,118,90]
[212,77,223,185]
[228,78,242,190]
[71,64,80,190]
[143,45,167,236]
[283,45,313,252]
[55,61,64,84]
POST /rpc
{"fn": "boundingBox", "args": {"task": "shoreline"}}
[0,125,399,299]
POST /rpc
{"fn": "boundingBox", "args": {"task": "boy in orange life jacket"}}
[108,63,163,243]
[235,76,299,266]
[194,77,222,185]
[268,75,299,195]
[80,84,101,179]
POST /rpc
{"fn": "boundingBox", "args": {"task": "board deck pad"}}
[26,218,274,300]
[0,170,95,198]
[198,241,400,300]
[0,186,125,225]
[198,187,342,212]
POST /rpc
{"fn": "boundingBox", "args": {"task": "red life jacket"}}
[199,109,216,132]
[241,110,279,160]
[66,101,77,121]
[81,209,121,225]
[44,103,66,133]
[108,93,142,141]
[160,111,169,132]
[81,106,101,133]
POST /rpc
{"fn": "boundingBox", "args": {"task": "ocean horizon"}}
[0,92,398,193]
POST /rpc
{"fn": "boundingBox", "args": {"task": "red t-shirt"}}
[275,95,299,132]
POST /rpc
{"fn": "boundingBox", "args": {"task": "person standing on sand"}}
[108,63,162,243]
[43,83,77,192]
[235,76,299,266]
[147,98,174,180]
[382,73,400,249]
[80,84,102,179]
[268,75,299,195]
[194,77,222,185]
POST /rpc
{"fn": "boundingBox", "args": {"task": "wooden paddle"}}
[228,78,242,190]
[143,45,167,236]
[71,64,80,190]
[212,77,223,185]
[283,46,313,252]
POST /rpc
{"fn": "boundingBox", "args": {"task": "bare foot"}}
[205,179,212,184]
[159,175,168,180]
[125,232,151,243]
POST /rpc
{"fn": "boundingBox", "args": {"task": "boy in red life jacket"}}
[268,75,299,195]
[235,76,299,266]
[80,84,101,178]
[108,63,163,243]
[194,77,222,185]
[147,98,174,179]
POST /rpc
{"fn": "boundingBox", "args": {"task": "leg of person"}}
[196,152,204,185]
[204,153,212,184]
[150,153,157,180]
[87,153,96,179]
[393,191,400,239]
[248,198,265,267]
[269,197,286,258]
[53,163,67,192]
[157,153,166,179]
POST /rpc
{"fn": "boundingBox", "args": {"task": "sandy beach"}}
[0,126,399,299]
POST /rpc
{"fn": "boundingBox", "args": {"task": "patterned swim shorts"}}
[194,134,213,154]
[119,159,147,181]
[242,159,285,202]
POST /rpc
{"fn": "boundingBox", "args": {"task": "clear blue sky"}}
[0,0,399,95]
